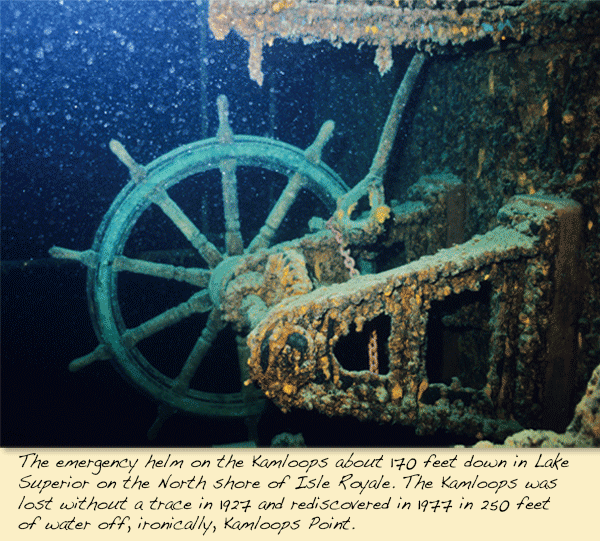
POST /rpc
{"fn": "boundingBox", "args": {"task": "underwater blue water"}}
[1,0,375,263]
[1,0,413,446]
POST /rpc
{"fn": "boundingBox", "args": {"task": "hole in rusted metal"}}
[425,282,492,388]
[334,314,391,375]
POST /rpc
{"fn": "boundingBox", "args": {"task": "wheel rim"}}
[87,114,349,420]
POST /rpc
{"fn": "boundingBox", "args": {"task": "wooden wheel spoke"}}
[113,255,210,287]
[219,159,244,257]
[216,95,244,257]
[68,344,113,373]
[48,246,98,268]
[151,187,223,268]
[171,308,225,394]
[247,120,335,252]
[120,290,212,349]
[248,174,303,252]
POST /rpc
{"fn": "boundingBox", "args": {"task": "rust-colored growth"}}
[247,193,584,442]
[208,0,596,84]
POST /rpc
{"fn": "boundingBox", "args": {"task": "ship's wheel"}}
[50,95,349,439]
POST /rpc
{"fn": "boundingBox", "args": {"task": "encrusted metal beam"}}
[208,0,598,83]
[247,193,584,442]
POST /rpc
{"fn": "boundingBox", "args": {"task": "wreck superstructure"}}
[46,0,600,446]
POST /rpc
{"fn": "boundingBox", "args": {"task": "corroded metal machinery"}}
[248,188,584,442]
